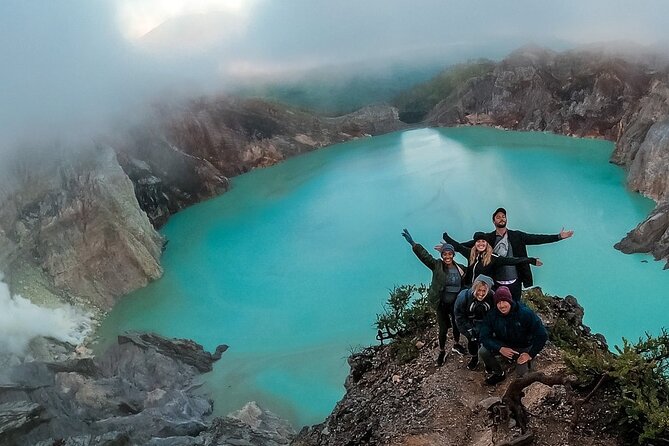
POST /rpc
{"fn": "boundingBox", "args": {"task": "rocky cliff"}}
[0,100,405,314]
[112,98,406,228]
[426,46,669,267]
[0,146,163,313]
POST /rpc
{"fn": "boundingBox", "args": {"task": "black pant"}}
[466,338,479,356]
[436,300,460,350]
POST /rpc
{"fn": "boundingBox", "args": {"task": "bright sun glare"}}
[117,0,252,40]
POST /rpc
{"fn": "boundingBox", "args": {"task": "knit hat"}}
[492,207,507,219]
[436,243,455,254]
[472,274,494,291]
[494,286,513,305]
[473,231,488,243]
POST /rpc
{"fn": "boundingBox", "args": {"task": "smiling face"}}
[473,283,489,300]
[497,300,512,315]
[475,239,488,252]
[440,250,454,264]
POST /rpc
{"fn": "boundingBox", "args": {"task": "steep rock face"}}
[427,47,669,266]
[114,99,405,227]
[429,47,651,137]
[0,147,163,311]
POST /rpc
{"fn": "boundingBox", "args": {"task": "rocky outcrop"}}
[426,46,669,266]
[0,146,163,312]
[292,289,618,446]
[0,333,294,446]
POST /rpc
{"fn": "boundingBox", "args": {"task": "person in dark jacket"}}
[478,286,548,385]
[401,229,466,366]
[454,274,494,370]
[445,207,572,301]
[442,231,542,288]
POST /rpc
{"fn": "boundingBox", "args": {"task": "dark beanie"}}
[492,207,507,219]
[438,243,455,254]
[494,286,513,305]
[473,231,488,243]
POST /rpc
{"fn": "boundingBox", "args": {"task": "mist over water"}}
[96,127,667,427]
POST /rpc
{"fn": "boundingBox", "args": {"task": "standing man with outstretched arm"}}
[444,207,573,301]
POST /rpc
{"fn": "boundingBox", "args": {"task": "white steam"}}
[0,274,92,356]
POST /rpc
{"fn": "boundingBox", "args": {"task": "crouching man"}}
[478,286,548,385]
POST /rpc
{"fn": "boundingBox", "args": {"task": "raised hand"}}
[401,228,415,246]
[559,227,574,240]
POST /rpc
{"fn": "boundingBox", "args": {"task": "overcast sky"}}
[2,0,669,148]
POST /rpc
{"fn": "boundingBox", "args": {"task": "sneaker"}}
[436,350,446,367]
[467,356,479,370]
[485,366,493,374]
[451,343,467,355]
[485,371,506,385]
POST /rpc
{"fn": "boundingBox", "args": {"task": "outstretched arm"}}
[520,228,573,245]
[493,254,542,267]
[403,228,438,270]
[441,232,472,258]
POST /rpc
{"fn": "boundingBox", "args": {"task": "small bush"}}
[375,284,433,363]
[562,329,669,444]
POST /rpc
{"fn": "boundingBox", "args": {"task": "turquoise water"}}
[96,127,667,427]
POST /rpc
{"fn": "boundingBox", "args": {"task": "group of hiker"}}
[401,207,574,385]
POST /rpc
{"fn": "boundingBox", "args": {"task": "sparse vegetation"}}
[392,59,496,123]
[375,284,433,363]
[378,284,669,443]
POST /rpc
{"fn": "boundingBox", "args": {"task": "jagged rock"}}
[117,332,228,373]
[0,401,44,439]
[0,333,236,445]
[615,202,669,268]
[33,431,130,446]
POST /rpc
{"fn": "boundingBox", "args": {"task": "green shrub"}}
[610,332,669,444]
[375,284,433,363]
[562,329,669,444]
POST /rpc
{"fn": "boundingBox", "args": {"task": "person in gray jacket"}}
[454,274,494,370]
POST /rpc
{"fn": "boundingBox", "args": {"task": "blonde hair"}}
[469,242,492,267]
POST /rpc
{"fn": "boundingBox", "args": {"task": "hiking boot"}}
[485,371,506,385]
[467,356,479,370]
[451,343,467,355]
[436,350,446,367]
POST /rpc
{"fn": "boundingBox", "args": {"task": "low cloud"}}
[2,0,669,153]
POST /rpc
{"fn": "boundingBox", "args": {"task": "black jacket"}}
[479,301,548,358]
[443,229,560,287]
[441,233,539,287]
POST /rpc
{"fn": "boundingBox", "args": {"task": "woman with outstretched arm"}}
[401,229,467,366]
[442,231,543,291]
